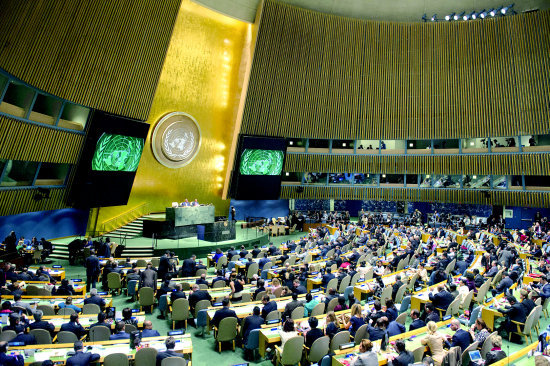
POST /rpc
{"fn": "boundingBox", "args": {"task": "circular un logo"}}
[151,112,201,168]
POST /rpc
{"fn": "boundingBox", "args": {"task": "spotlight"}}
[455,12,465,21]
[480,11,486,18]
[342,143,346,147]
[471,12,477,20]
[454,14,459,20]
[285,172,289,176]
[382,174,386,178]
[445,13,454,21]
[463,15,469,20]
[489,9,496,16]
[501,7,507,14]
[289,141,293,145]
[431,14,437,21]
[473,175,477,179]
[409,143,414,147]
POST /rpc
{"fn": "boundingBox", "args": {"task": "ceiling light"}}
[382,174,386,178]
[454,14,459,20]
[285,172,289,176]
[471,13,477,19]
[463,15,469,21]
[445,14,452,21]
[289,141,293,145]
[480,12,486,18]
[489,9,496,16]
[473,175,477,179]
[342,143,346,147]
[409,143,414,147]
[501,8,507,14]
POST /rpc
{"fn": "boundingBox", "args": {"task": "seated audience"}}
[389,339,414,366]
[211,298,238,328]
[109,321,130,340]
[141,320,160,337]
[58,297,81,313]
[305,316,324,348]
[83,288,106,308]
[29,310,55,336]
[485,335,507,365]
[156,337,187,366]
[351,339,378,366]
[420,321,447,366]
[60,314,86,339]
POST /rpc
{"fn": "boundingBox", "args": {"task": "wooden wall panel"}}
[0,188,69,216]
[284,153,550,176]
[242,0,550,140]
[0,0,181,120]
[0,115,84,164]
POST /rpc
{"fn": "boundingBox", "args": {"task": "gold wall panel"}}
[284,153,550,176]
[0,115,84,164]
[281,186,550,208]
[94,0,251,232]
[0,0,181,121]
[241,1,550,140]
[0,188,68,217]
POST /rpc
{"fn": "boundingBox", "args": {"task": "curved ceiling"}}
[191,0,549,23]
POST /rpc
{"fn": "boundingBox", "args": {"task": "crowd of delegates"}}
[1,231,53,261]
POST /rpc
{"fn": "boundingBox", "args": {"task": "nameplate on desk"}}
[310,288,320,293]
[339,342,355,350]
[52,265,62,269]
[98,292,108,295]
[266,319,280,324]
[213,302,223,307]
[222,231,230,235]
[168,330,185,336]
[443,315,452,321]
[71,279,83,282]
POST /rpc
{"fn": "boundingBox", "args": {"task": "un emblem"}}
[151,112,201,168]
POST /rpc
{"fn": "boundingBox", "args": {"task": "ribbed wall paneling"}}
[0,187,68,216]
[242,1,550,140]
[0,0,181,120]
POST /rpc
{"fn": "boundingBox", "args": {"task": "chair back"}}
[380,285,393,306]
[194,299,211,318]
[104,353,129,366]
[135,345,158,366]
[127,280,138,296]
[280,336,305,365]
[37,304,55,316]
[58,307,76,316]
[330,330,350,351]
[241,292,252,303]
[139,287,155,306]
[151,258,160,268]
[325,278,338,294]
[255,291,267,301]
[350,273,360,286]
[125,324,137,333]
[413,345,425,362]
[291,306,305,320]
[57,331,78,344]
[446,296,461,317]
[273,287,284,298]
[262,261,273,271]
[26,285,41,296]
[0,330,16,342]
[461,341,479,366]
[216,255,227,270]
[83,303,101,315]
[30,328,52,344]
[245,328,260,350]
[364,267,374,281]
[395,312,407,325]
[230,255,240,262]
[37,288,52,296]
[523,305,539,335]
[196,269,207,277]
[353,324,368,345]
[247,262,259,281]
[480,331,497,358]
[136,259,147,267]
[198,284,208,290]
[89,325,111,342]
[394,284,407,303]
[407,273,419,291]
[461,290,474,310]
[398,295,411,313]
[311,302,325,317]
[343,286,354,300]
[396,258,406,272]
[444,259,456,275]
[33,250,42,261]
[326,297,339,313]
[216,317,238,342]
[265,310,281,322]
[338,276,351,294]
[212,280,226,288]
[172,298,190,322]
[107,272,122,290]
[475,281,491,303]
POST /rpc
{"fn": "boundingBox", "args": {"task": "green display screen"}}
[92,133,144,172]
[239,149,284,175]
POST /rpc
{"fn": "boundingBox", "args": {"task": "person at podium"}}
[191,199,199,206]
[180,199,190,207]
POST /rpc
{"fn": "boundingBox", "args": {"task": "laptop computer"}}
[469,350,482,363]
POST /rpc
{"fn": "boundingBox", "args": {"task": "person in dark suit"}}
[283,293,303,319]
[211,298,238,328]
[493,272,514,296]
[195,274,209,286]
[239,245,248,258]
[227,247,239,259]
[170,284,187,304]
[261,295,277,319]
[60,314,86,339]
[0,341,24,366]
[83,288,106,309]
[158,251,172,280]
[85,250,100,291]
[11,325,36,345]
[242,306,264,343]
[428,285,454,311]
[305,316,324,348]
[254,280,266,299]
[66,341,100,366]
[366,318,387,341]
[89,312,110,329]
[322,268,335,288]
[156,337,187,366]
[389,340,415,366]
[424,304,440,323]
[188,284,212,313]
[141,320,161,338]
[251,245,261,258]
[447,319,471,353]
[409,310,425,332]
[56,279,75,296]
[139,263,158,289]
[291,280,307,295]
[211,270,226,287]
[29,310,55,336]
[519,289,536,315]
[109,321,130,340]
[258,253,270,270]
[392,274,403,301]
[498,295,527,343]
[180,255,197,277]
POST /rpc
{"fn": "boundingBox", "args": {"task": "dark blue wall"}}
[229,200,289,221]
[505,206,550,230]
[0,208,89,240]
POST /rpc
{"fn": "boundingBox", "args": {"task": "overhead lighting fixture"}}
[382,174,386,178]
[342,143,346,147]
[489,9,496,16]
[470,142,475,146]
[431,14,437,21]
[409,143,414,147]
[285,172,290,176]
[289,141,293,145]
[471,12,477,19]
[480,11,486,18]
[473,175,477,179]
[445,13,454,21]
[455,12,465,21]
[463,15,469,20]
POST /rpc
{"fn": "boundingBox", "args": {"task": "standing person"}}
[139,262,158,290]
[231,206,236,222]
[180,255,197,277]
[85,249,100,291]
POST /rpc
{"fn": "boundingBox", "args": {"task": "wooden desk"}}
[41,313,146,332]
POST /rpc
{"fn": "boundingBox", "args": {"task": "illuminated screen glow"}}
[92,133,144,172]
[239,149,284,175]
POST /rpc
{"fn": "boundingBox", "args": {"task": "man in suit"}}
[251,245,261,258]
[29,310,55,336]
[109,321,130,340]
[322,268,335,288]
[85,249,100,291]
[283,293,303,319]
[387,319,405,337]
[84,288,106,309]
[211,298,238,328]
[484,261,499,278]
[12,293,34,315]
[291,279,307,295]
[239,245,248,258]
[389,340,415,366]
[188,284,212,313]
[493,272,514,296]
[195,273,209,286]
[305,316,324,348]
[139,263,158,290]
[227,247,239,259]
[170,283,187,304]
[66,341,100,366]
[537,275,550,300]
[180,255,197,277]
[156,337,187,366]
[254,280,266,299]
[498,245,515,268]
[211,270,226,287]
[258,253,270,270]
[60,314,86,339]
[0,341,24,366]
[242,306,264,343]
[408,309,425,331]
[498,295,527,343]
[392,274,404,301]
[89,312,110,329]
[261,295,277,319]
[429,284,454,311]
[11,325,36,345]
[424,304,440,323]
[141,320,161,338]
[158,251,172,280]
[447,319,471,353]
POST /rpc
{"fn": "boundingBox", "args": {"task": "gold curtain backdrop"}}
[284,153,550,176]
[241,0,550,140]
[0,0,181,121]
[93,0,252,233]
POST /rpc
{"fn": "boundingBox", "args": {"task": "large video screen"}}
[231,136,286,200]
[70,111,150,208]
[92,134,144,172]
[239,149,284,176]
